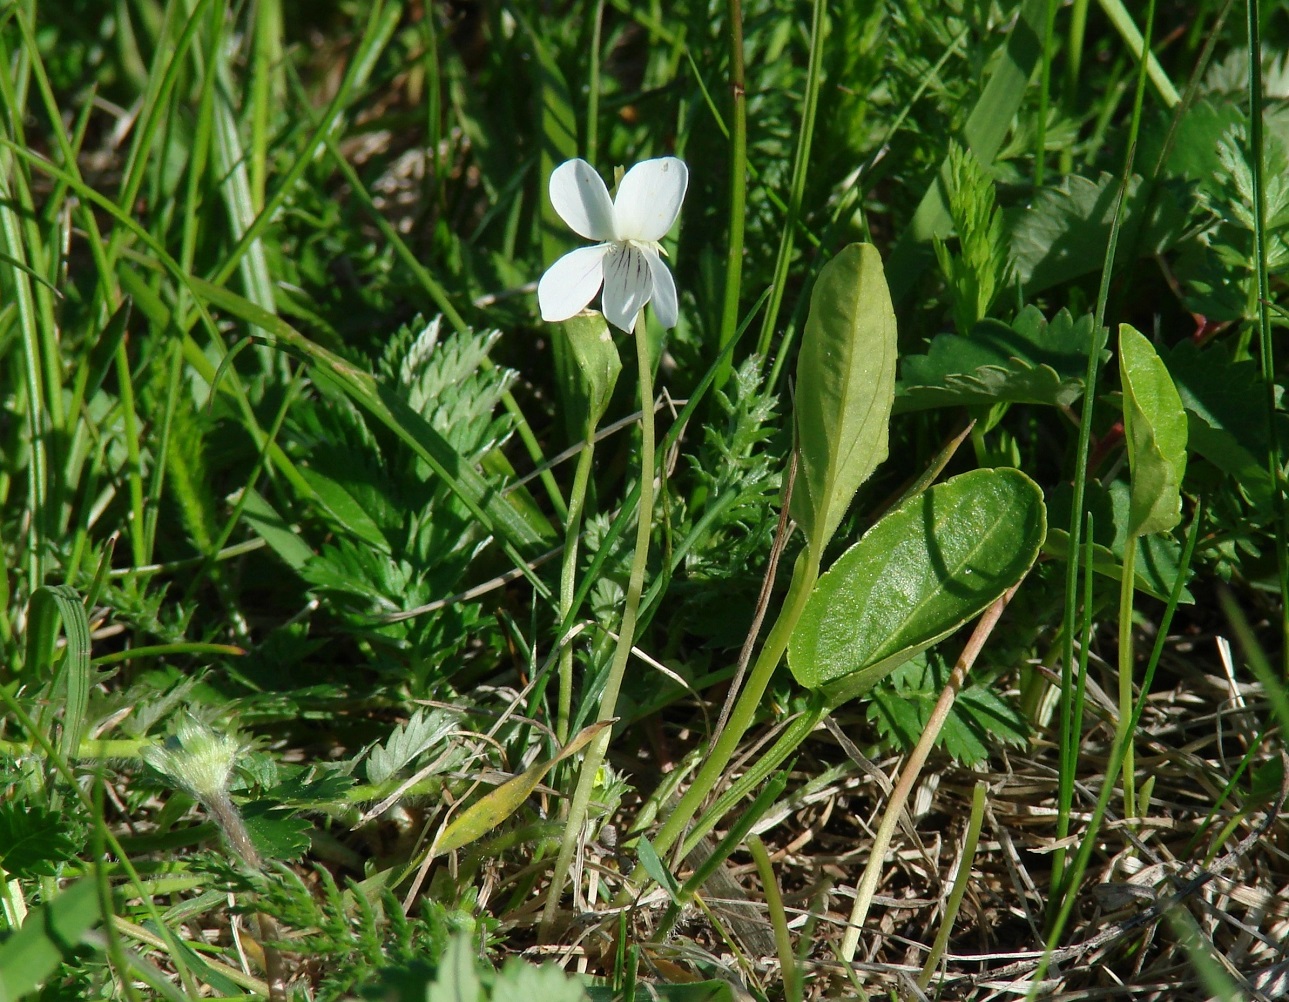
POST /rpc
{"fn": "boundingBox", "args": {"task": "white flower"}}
[538,157,689,332]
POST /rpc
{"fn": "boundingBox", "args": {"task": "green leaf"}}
[234,486,316,573]
[1118,324,1188,538]
[190,276,554,556]
[790,243,897,557]
[1163,339,1275,506]
[885,0,1049,303]
[635,836,682,904]
[897,307,1108,412]
[788,468,1046,703]
[558,313,622,435]
[867,657,1028,767]
[432,721,611,857]
[26,584,93,763]
[491,956,589,1002]
[240,800,311,861]
[932,142,1010,334]
[0,879,101,1000]
[1007,173,1188,294]
[300,466,389,552]
[0,802,82,879]
[365,708,462,785]
[1044,480,1194,602]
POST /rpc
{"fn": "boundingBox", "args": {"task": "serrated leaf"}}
[366,708,462,786]
[867,658,1028,767]
[790,244,897,557]
[0,802,82,879]
[1119,324,1188,538]
[492,957,590,1002]
[240,800,311,861]
[789,468,1046,705]
[897,307,1108,412]
[1007,173,1188,293]
[264,766,355,807]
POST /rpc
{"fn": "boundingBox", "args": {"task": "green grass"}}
[2,1,1288,999]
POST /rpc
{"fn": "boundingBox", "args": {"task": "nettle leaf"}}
[867,657,1028,766]
[1119,325,1188,538]
[897,307,1108,412]
[1007,172,1189,293]
[0,802,82,879]
[789,468,1046,705]
[264,765,356,807]
[241,800,311,861]
[790,244,897,558]
[365,708,463,785]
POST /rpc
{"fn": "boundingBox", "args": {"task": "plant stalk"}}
[540,314,656,940]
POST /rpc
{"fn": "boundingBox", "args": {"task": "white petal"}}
[601,244,653,332]
[613,157,688,242]
[549,159,616,241]
[538,244,609,322]
[643,247,679,328]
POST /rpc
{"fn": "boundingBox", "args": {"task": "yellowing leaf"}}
[431,721,612,857]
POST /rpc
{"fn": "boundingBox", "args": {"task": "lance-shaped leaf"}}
[1119,324,1188,538]
[788,468,1046,705]
[431,721,611,856]
[560,312,622,436]
[790,244,897,557]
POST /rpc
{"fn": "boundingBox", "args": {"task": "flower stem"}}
[715,0,747,389]
[556,434,597,744]
[540,314,656,940]
[643,550,817,864]
[1116,534,1138,822]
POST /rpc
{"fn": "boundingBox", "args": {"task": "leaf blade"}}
[790,244,897,557]
[788,468,1046,700]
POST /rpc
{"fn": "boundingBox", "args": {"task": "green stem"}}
[1034,0,1058,188]
[645,551,817,863]
[715,0,747,388]
[1059,0,1090,175]
[755,0,825,359]
[1246,0,1288,676]
[917,780,987,988]
[540,314,656,939]
[1117,535,1138,821]
[557,436,597,744]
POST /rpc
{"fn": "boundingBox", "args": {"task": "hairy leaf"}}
[366,708,463,786]
[0,802,82,879]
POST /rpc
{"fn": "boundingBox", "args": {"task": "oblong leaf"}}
[790,243,897,557]
[433,721,611,856]
[788,468,1046,702]
[1119,324,1188,538]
